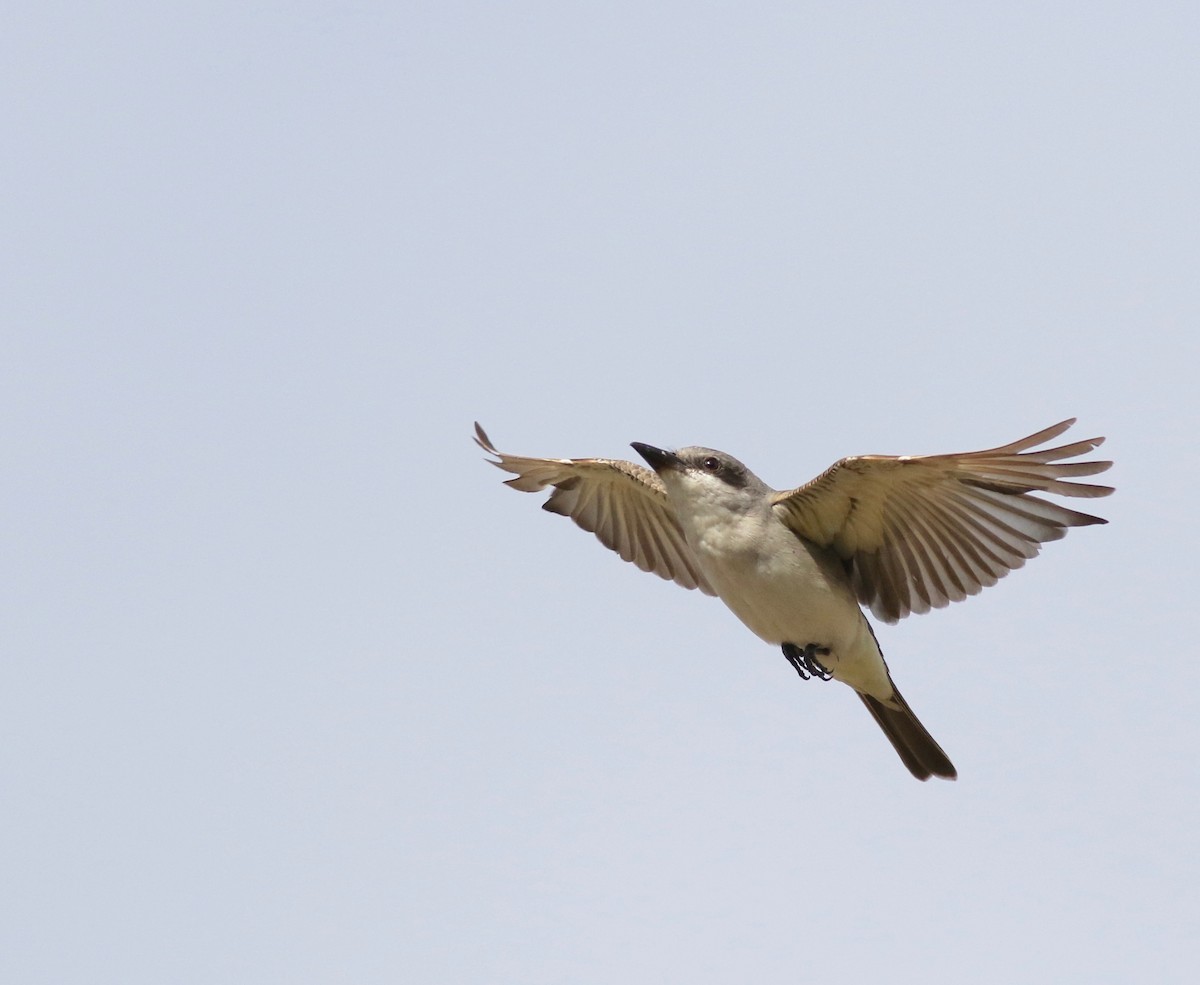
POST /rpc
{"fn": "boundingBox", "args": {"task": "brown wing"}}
[772,419,1114,623]
[474,423,715,595]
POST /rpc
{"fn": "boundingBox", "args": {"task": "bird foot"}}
[782,642,833,681]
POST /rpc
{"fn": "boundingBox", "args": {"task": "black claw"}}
[781,642,834,682]
[782,643,810,679]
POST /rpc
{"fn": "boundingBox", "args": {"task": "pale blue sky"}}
[3,3,1197,982]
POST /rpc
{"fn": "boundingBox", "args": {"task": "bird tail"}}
[857,686,957,781]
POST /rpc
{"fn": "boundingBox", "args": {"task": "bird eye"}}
[701,457,720,472]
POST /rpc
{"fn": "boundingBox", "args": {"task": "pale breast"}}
[683,510,861,647]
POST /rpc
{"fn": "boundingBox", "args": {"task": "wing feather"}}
[474,423,715,595]
[773,419,1113,622]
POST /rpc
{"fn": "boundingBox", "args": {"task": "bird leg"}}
[781,642,833,681]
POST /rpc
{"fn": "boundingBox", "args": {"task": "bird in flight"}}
[474,420,1113,781]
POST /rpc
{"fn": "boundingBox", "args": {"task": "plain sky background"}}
[3,3,1197,982]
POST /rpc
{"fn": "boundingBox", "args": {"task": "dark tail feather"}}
[858,687,957,781]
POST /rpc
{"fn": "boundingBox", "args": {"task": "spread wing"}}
[772,419,1114,623]
[474,423,716,595]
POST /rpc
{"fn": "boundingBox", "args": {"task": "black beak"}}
[631,442,682,473]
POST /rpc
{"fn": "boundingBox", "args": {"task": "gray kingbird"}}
[475,420,1113,781]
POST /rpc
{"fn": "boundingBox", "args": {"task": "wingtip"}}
[473,421,498,455]
[1048,419,1113,456]
[1036,418,1078,444]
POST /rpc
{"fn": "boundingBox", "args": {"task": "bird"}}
[474,419,1113,781]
